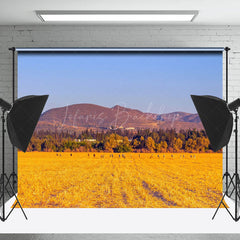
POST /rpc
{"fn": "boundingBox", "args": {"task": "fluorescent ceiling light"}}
[36,11,198,22]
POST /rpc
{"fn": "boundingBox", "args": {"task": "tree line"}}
[26,128,219,153]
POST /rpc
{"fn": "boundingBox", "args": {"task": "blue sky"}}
[18,52,222,114]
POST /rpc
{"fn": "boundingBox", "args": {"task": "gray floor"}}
[0,234,239,240]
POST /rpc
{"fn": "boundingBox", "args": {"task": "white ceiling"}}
[1,0,240,25]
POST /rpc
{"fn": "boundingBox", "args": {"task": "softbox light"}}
[191,95,233,152]
[0,94,48,221]
[191,94,240,221]
[7,95,48,152]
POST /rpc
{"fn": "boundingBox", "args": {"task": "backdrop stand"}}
[222,47,231,196]
[0,108,27,221]
[223,46,231,197]
[8,47,17,193]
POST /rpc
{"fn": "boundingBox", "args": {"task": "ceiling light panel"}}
[36,11,198,22]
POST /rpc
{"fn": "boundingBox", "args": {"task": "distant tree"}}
[104,141,114,152]
[173,138,183,152]
[178,133,185,142]
[29,137,41,151]
[196,136,210,152]
[202,137,210,151]
[145,137,156,152]
[185,138,197,152]
[165,129,176,149]
[151,131,160,143]
[119,136,132,152]
[104,133,121,152]
[132,138,140,149]
[185,138,193,152]
[140,136,145,148]
[156,141,168,153]
[115,144,132,152]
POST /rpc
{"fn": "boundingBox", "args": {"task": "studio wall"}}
[0,24,240,188]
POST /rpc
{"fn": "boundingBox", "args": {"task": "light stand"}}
[191,95,240,221]
[0,108,27,221]
[0,94,48,221]
[213,102,240,221]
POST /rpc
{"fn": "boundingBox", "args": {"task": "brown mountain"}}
[37,103,203,132]
[156,111,201,123]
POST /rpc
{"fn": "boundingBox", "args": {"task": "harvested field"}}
[17,152,222,208]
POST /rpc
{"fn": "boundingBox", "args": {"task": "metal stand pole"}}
[1,109,5,220]
[8,47,17,192]
[222,47,231,196]
[234,109,238,220]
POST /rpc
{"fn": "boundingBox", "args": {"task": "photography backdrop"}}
[16,48,223,208]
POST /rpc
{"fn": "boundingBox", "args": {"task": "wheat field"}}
[17,152,222,208]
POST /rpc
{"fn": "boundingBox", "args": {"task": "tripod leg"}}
[3,175,27,220]
[212,175,235,220]
[213,173,240,221]
[212,188,229,220]
[5,201,18,220]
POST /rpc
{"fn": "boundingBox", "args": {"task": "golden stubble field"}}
[17,152,223,208]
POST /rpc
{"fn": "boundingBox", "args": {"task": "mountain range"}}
[37,103,203,133]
